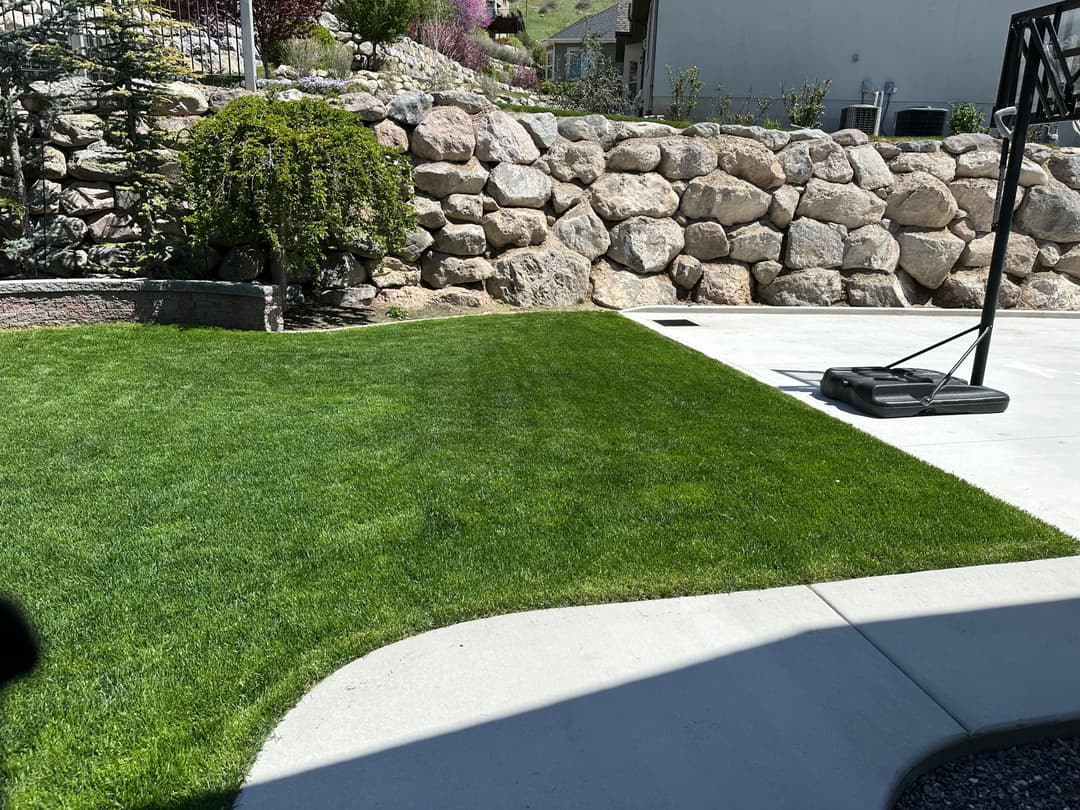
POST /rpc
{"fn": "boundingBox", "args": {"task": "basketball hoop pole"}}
[971,21,1040,386]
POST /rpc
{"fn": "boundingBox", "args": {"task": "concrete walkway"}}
[237,558,1080,809]
[623,307,1080,538]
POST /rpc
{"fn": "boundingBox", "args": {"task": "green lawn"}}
[513,0,608,44]
[0,312,1073,809]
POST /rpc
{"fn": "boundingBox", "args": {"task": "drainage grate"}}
[654,319,699,327]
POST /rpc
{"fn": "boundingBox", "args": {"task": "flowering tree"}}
[450,0,491,30]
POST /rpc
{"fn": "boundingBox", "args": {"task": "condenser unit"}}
[894,107,949,137]
[839,104,881,135]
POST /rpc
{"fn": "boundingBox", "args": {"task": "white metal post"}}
[239,0,257,91]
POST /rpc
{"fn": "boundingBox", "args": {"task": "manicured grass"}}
[512,0,606,44]
[0,312,1073,809]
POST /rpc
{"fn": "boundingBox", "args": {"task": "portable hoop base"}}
[821,367,1010,418]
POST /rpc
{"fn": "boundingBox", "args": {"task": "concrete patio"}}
[624,306,1080,538]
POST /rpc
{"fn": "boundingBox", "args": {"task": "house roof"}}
[543,1,630,43]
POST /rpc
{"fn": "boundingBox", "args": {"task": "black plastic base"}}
[820,367,1010,418]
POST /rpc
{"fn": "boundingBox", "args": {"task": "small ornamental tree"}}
[184,95,415,298]
[333,0,430,51]
[252,0,324,77]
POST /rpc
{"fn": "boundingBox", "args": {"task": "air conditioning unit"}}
[894,107,948,137]
[840,104,881,136]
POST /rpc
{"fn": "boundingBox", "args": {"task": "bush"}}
[469,31,532,65]
[512,64,538,90]
[333,0,430,47]
[282,37,323,75]
[415,20,489,72]
[666,65,702,120]
[557,36,626,114]
[783,78,832,128]
[949,102,989,135]
[252,0,325,76]
[711,84,778,127]
[184,96,414,287]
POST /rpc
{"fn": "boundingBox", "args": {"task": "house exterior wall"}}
[643,0,1077,140]
[548,41,620,82]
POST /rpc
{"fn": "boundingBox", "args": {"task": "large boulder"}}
[372,119,409,151]
[516,112,559,149]
[339,92,386,121]
[955,150,1045,186]
[934,268,1020,309]
[786,218,845,269]
[393,226,435,263]
[670,255,704,289]
[154,81,208,116]
[443,193,483,224]
[606,139,662,172]
[421,253,494,288]
[693,261,753,304]
[709,134,785,189]
[758,268,844,306]
[795,179,887,229]
[410,106,476,162]
[591,259,677,309]
[890,151,956,183]
[657,138,718,180]
[86,212,140,243]
[486,163,552,208]
[49,113,105,148]
[727,222,783,264]
[1046,150,1080,190]
[432,223,486,256]
[1015,185,1080,242]
[606,216,685,274]
[413,196,446,229]
[1016,272,1080,310]
[481,208,548,249]
[386,90,433,126]
[832,129,868,147]
[542,139,607,184]
[846,144,893,190]
[809,139,854,183]
[708,123,790,151]
[553,203,611,260]
[769,185,800,228]
[897,228,965,289]
[432,90,493,114]
[551,181,585,214]
[683,221,729,260]
[942,133,999,155]
[371,256,420,288]
[776,141,815,184]
[557,114,615,147]
[590,172,679,221]
[475,110,541,164]
[218,247,264,282]
[948,178,1020,233]
[60,182,113,215]
[487,244,591,306]
[614,121,682,140]
[846,273,910,307]
[885,171,958,228]
[413,159,488,198]
[680,170,771,225]
[842,225,899,273]
[317,251,369,288]
[1055,244,1080,278]
[69,142,128,181]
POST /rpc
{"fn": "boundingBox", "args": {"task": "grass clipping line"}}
[0,311,1073,808]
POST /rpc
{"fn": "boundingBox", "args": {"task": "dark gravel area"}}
[895,735,1080,809]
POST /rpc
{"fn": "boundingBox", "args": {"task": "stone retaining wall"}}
[7,83,1080,315]
[0,279,281,331]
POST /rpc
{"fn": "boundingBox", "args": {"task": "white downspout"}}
[643,0,660,115]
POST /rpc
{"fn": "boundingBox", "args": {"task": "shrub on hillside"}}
[512,64,538,90]
[469,31,532,65]
[415,19,490,71]
[333,0,430,48]
[184,96,414,290]
[557,36,627,114]
[783,79,832,128]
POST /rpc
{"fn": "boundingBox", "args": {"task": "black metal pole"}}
[971,23,1041,387]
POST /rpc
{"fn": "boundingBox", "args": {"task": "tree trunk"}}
[269,248,288,314]
[1,91,31,240]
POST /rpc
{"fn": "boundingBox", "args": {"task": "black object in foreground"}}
[0,599,38,687]
[820,367,1010,418]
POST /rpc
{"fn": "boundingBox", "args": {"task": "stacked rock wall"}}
[7,83,1080,313]
[354,103,1080,312]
